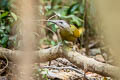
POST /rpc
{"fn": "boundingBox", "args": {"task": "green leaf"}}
[70,15,82,26]
[51,40,56,46]
[45,5,51,11]
[0,0,8,8]
[0,26,5,30]
[55,7,68,17]
[0,11,9,19]
[44,39,51,45]
[0,29,4,34]
[1,35,8,45]
[51,24,58,32]
[79,4,84,14]
[45,10,54,16]
[67,3,79,14]
[59,15,83,26]
[6,25,11,33]
[53,5,60,9]
[10,12,17,21]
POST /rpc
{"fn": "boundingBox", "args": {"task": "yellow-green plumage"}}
[60,24,84,42]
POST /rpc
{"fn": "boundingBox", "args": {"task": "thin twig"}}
[34,14,58,22]
[0,55,8,73]
[48,14,58,20]
[84,0,89,56]
[43,66,84,75]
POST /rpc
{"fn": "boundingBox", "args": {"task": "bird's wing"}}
[70,25,85,37]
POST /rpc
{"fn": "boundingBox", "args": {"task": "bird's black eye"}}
[59,21,63,24]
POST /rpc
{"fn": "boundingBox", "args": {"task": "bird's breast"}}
[60,29,77,41]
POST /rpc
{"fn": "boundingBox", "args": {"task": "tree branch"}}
[0,46,119,78]
[62,49,119,78]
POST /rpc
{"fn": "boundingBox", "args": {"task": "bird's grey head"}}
[47,20,70,29]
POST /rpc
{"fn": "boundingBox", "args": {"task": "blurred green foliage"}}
[0,0,16,48]
[44,0,85,27]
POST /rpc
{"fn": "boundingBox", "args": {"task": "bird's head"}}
[47,20,70,29]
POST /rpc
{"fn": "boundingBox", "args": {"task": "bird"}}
[46,20,84,66]
[47,20,85,42]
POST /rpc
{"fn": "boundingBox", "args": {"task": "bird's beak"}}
[37,20,57,23]
[41,20,59,25]
[45,20,63,29]
[46,20,58,24]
